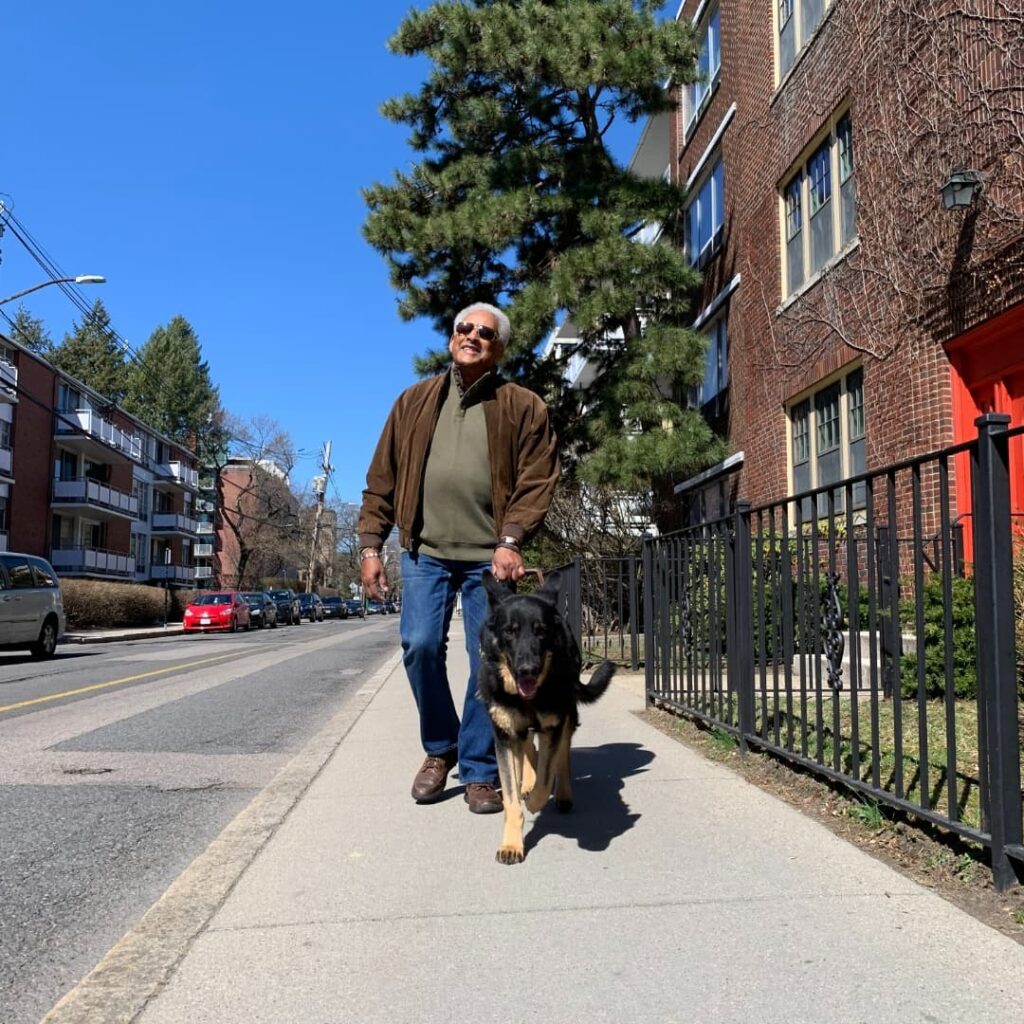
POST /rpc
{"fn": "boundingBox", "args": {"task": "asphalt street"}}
[0,615,400,1024]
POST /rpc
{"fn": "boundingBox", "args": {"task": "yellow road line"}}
[0,652,240,715]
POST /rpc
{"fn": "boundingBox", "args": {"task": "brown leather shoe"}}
[464,782,503,814]
[411,751,458,803]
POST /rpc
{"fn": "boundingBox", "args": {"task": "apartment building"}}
[630,1,1023,527]
[1,332,200,584]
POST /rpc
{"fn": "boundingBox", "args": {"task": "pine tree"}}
[7,305,52,355]
[49,299,128,402]
[363,0,726,524]
[122,315,220,445]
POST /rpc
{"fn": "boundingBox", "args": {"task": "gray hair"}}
[454,302,511,347]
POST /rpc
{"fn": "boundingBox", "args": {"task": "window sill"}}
[770,2,839,107]
[776,237,860,314]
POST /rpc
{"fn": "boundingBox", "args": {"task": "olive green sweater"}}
[417,373,496,561]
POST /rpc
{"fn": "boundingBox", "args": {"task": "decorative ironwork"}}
[823,571,845,691]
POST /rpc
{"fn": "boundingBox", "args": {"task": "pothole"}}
[62,766,115,775]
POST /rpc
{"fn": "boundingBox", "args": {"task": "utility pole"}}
[306,441,332,593]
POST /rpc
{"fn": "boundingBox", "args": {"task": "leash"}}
[522,567,545,586]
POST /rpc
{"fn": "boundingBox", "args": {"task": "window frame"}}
[686,156,725,268]
[686,5,722,137]
[778,108,856,299]
[774,0,833,82]
[786,365,867,517]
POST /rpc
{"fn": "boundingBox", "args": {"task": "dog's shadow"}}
[523,742,652,855]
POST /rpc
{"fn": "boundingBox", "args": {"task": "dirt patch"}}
[639,703,1024,944]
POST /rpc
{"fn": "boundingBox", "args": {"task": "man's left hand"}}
[491,545,525,582]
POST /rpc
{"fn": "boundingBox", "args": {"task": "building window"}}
[788,366,866,518]
[57,383,82,414]
[687,7,721,133]
[690,319,729,409]
[779,110,856,297]
[686,158,725,268]
[0,495,8,533]
[777,0,831,79]
[0,420,10,451]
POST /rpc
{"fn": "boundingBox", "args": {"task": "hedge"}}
[61,579,198,629]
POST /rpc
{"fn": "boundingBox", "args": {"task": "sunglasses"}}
[454,321,499,343]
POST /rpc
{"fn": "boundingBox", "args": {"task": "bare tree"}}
[210,414,301,589]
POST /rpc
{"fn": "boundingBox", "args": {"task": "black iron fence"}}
[644,414,1024,890]
[548,556,643,670]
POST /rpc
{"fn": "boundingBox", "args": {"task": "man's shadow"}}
[523,742,653,855]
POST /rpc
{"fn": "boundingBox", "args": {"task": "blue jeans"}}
[399,551,495,785]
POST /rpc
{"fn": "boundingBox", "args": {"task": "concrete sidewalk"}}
[48,621,1024,1023]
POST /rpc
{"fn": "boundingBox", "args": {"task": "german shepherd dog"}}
[479,570,615,864]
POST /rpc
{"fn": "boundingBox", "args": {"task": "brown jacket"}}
[357,369,559,552]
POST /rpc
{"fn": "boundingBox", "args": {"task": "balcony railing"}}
[193,542,214,558]
[195,497,215,513]
[196,521,215,536]
[193,565,213,580]
[51,547,135,578]
[150,564,195,584]
[55,408,142,461]
[0,360,17,403]
[151,512,199,534]
[52,478,139,518]
[157,460,200,489]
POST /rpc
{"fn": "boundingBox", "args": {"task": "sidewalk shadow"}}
[524,742,652,855]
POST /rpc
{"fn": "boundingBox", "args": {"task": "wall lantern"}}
[940,169,983,210]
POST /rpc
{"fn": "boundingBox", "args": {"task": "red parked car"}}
[183,592,252,633]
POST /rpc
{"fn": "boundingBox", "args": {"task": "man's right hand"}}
[361,555,388,600]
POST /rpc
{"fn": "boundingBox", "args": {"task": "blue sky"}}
[1,2,655,502]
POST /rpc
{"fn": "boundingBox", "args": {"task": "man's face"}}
[449,310,504,378]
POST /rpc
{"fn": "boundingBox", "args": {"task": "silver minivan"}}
[0,553,66,658]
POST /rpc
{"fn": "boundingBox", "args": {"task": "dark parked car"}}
[296,592,325,622]
[267,588,301,625]
[242,592,278,629]
[320,596,348,619]
[344,598,364,618]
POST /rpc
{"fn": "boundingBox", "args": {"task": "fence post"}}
[642,538,655,707]
[972,413,1024,890]
[730,500,755,750]
[628,554,640,672]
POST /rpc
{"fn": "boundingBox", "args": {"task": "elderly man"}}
[358,302,559,813]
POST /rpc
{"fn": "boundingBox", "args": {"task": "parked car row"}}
[183,589,353,633]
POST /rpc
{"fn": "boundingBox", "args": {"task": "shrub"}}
[899,575,977,699]
[61,579,194,628]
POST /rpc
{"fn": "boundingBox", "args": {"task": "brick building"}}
[0,332,200,583]
[635,0,1023,528]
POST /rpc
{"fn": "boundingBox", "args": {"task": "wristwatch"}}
[495,535,520,550]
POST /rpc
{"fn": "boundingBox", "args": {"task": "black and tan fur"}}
[478,570,615,864]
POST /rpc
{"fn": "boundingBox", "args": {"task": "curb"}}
[62,628,186,645]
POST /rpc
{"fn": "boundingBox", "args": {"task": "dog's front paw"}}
[524,790,548,814]
[496,844,525,865]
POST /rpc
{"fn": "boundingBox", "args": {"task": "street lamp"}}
[940,170,983,211]
[0,275,105,306]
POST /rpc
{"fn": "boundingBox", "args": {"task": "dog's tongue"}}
[517,676,539,700]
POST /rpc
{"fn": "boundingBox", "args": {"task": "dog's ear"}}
[482,570,513,605]
[535,569,562,604]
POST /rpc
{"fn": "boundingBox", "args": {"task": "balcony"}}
[154,460,200,491]
[198,476,216,491]
[55,408,142,464]
[0,360,17,404]
[194,565,213,580]
[195,497,215,513]
[52,478,139,521]
[196,521,215,536]
[151,512,199,535]
[51,547,135,579]
[150,564,195,585]
[194,542,214,558]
